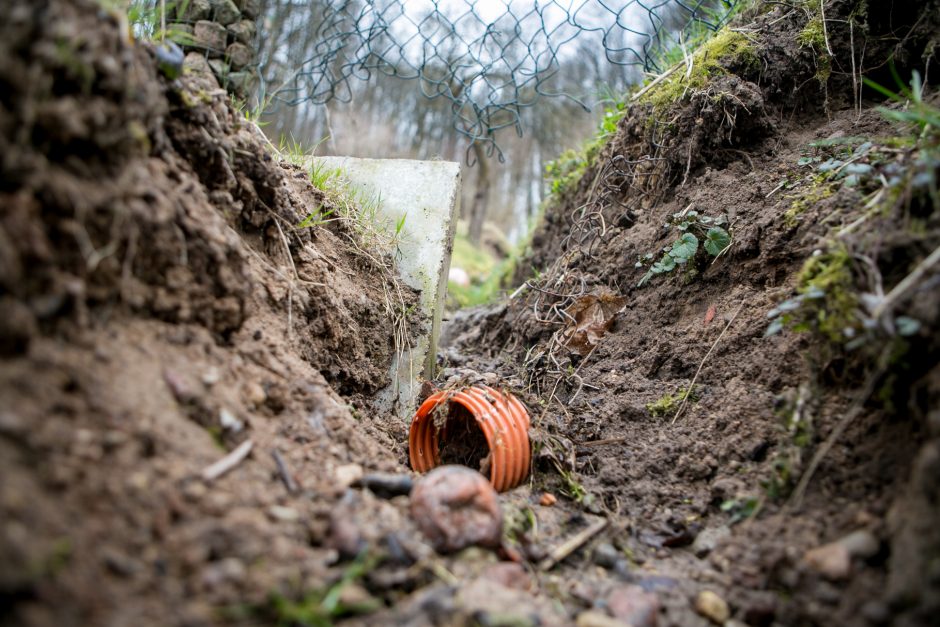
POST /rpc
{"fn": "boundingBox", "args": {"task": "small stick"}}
[539,517,608,571]
[871,244,940,321]
[819,0,834,56]
[272,449,299,494]
[201,439,253,482]
[672,301,746,424]
[631,62,683,102]
[579,437,627,448]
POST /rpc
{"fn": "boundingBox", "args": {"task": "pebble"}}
[243,381,266,407]
[356,473,414,498]
[607,584,660,627]
[837,529,879,559]
[335,463,363,488]
[539,492,557,507]
[201,367,221,386]
[576,611,627,627]
[803,542,851,580]
[219,408,243,433]
[267,505,300,522]
[163,368,196,404]
[201,557,246,589]
[695,590,730,625]
[410,465,502,553]
[692,526,731,558]
[593,542,621,569]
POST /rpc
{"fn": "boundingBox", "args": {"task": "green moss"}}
[797,15,831,83]
[796,245,859,343]
[640,29,759,112]
[646,386,697,418]
[784,177,836,226]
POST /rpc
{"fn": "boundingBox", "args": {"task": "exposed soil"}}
[1,1,939,627]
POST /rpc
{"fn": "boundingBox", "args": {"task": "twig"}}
[789,352,887,509]
[819,0,833,56]
[631,62,682,102]
[672,300,746,424]
[201,439,253,482]
[539,517,608,571]
[272,449,299,494]
[579,437,627,448]
[871,244,940,320]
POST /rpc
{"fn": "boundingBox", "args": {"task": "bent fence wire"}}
[261,0,740,158]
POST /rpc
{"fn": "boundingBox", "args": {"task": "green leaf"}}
[652,254,676,273]
[704,227,731,256]
[670,233,698,262]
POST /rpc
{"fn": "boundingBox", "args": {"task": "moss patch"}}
[640,29,759,112]
[796,245,859,343]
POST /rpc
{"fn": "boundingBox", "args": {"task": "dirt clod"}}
[410,465,502,554]
[607,584,660,627]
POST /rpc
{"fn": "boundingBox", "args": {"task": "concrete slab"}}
[307,156,461,417]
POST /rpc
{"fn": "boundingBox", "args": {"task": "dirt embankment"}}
[2,1,940,626]
[0,0,429,624]
[446,1,940,625]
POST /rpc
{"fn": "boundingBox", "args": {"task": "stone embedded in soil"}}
[227,19,256,45]
[410,465,502,554]
[692,525,731,558]
[210,0,241,25]
[237,0,261,19]
[837,529,879,559]
[193,20,228,53]
[335,463,364,488]
[695,590,730,625]
[576,611,629,627]
[804,541,851,580]
[607,584,660,627]
[225,42,253,70]
[540,492,557,507]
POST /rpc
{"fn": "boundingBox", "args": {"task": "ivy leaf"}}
[704,227,731,256]
[652,254,676,273]
[764,319,785,337]
[670,233,698,262]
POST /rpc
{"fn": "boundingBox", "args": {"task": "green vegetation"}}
[265,553,381,626]
[544,102,625,200]
[646,386,697,417]
[636,210,731,286]
[640,29,759,113]
[797,15,831,83]
[447,232,516,308]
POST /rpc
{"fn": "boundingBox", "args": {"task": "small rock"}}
[243,381,266,407]
[593,542,620,569]
[227,19,256,45]
[193,20,228,53]
[202,367,221,386]
[224,71,253,95]
[201,557,246,589]
[804,542,851,580]
[208,58,228,78]
[539,492,557,507]
[695,590,730,625]
[356,473,414,498]
[183,52,214,77]
[178,0,211,21]
[692,526,731,558]
[482,562,532,591]
[219,408,243,433]
[237,0,261,19]
[0,411,25,436]
[267,505,300,522]
[163,368,196,404]
[225,42,253,70]
[576,611,627,627]
[210,0,241,25]
[410,465,502,554]
[335,464,364,488]
[607,584,659,627]
[837,529,879,559]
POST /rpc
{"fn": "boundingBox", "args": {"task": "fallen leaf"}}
[557,289,627,356]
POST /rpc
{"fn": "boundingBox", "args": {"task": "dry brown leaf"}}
[557,289,627,356]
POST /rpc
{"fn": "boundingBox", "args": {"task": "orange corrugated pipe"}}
[409,385,531,492]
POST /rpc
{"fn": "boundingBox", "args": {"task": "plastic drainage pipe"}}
[408,385,531,492]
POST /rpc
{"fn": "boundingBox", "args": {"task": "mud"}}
[2,1,939,626]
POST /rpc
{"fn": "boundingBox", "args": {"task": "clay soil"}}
[2,1,940,627]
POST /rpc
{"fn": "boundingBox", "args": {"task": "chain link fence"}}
[258,0,740,155]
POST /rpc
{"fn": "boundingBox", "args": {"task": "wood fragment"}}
[579,437,627,448]
[272,448,299,494]
[539,517,608,571]
[201,439,253,482]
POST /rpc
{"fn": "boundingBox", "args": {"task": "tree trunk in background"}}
[467,141,490,244]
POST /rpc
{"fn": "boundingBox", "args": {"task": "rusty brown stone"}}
[410,465,502,553]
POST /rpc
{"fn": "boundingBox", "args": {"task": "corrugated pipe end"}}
[408,385,531,492]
